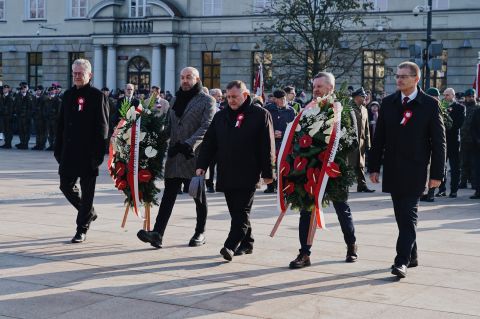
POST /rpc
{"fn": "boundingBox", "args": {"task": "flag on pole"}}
[253,63,265,101]
[474,62,480,93]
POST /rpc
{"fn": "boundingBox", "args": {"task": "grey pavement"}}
[1,137,480,318]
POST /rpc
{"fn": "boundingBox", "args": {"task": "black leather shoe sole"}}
[346,255,358,263]
[137,230,162,248]
[449,193,457,198]
[220,247,233,261]
[391,266,407,278]
[289,259,311,269]
[71,234,86,243]
[189,238,206,247]
[234,248,253,256]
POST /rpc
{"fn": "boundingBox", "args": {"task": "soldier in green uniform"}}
[459,88,479,189]
[0,85,14,149]
[13,84,33,149]
[44,87,62,151]
[32,85,47,150]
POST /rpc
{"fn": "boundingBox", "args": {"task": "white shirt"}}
[401,87,418,104]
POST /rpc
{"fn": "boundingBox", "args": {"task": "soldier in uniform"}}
[437,88,465,198]
[459,88,479,189]
[350,87,374,193]
[45,87,62,150]
[0,85,14,149]
[31,85,47,150]
[13,84,33,149]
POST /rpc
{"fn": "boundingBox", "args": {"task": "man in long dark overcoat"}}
[369,61,446,278]
[54,59,109,243]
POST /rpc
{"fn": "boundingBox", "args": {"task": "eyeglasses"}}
[394,74,416,80]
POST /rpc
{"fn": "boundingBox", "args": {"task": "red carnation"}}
[283,181,295,195]
[280,162,291,176]
[293,156,308,171]
[138,169,152,183]
[304,180,316,196]
[299,135,313,148]
[115,162,126,177]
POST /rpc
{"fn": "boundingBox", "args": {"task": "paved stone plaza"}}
[1,142,480,318]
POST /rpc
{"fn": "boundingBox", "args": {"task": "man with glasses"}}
[369,61,446,278]
[55,59,109,243]
[116,83,139,111]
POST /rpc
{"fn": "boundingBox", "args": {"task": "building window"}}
[0,0,5,20]
[203,0,222,16]
[130,0,150,17]
[127,56,151,92]
[433,0,449,10]
[252,51,273,91]
[253,0,271,13]
[429,49,448,91]
[27,0,45,19]
[28,52,43,88]
[0,53,3,84]
[68,52,85,88]
[362,0,388,11]
[362,50,385,97]
[71,0,87,18]
[202,51,221,89]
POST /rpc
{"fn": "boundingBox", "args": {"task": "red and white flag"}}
[253,63,264,101]
[473,62,480,93]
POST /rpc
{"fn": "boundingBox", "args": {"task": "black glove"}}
[176,142,194,159]
[167,143,179,158]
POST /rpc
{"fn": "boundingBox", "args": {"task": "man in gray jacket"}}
[137,67,216,248]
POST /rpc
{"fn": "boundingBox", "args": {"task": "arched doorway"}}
[127,56,151,93]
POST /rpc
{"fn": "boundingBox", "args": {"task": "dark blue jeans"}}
[299,201,356,256]
[391,194,419,266]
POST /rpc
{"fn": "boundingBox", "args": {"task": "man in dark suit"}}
[136,67,216,248]
[54,59,109,243]
[437,88,465,198]
[116,83,139,115]
[0,85,14,149]
[196,80,275,261]
[471,106,480,199]
[369,61,446,278]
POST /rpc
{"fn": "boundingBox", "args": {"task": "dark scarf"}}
[172,82,202,117]
[227,96,251,123]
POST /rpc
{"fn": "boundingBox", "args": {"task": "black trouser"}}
[34,117,47,148]
[59,174,97,233]
[460,143,476,187]
[439,141,460,193]
[153,177,207,236]
[47,119,56,147]
[391,194,419,266]
[2,116,12,145]
[356,166,367,190]
[17,116,31,146]
[223,189,255,251]
[474,147,480,193]
[299,201,356,256]
[206,160,216,189]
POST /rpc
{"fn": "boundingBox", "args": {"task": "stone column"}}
[151,45,162,88]
[106,45,117,91]
[93,45,104,89]
[165,45,176,93]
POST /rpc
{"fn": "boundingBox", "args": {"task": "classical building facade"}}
[0,0,479,96]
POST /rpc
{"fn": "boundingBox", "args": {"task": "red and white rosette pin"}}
[235,113,244,128]
[77,97,85,112]
[400,109,412,126]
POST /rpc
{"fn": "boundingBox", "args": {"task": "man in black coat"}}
[369,61,446,278]
[437,88,465,198]
[54,59,109,243]
[470,107,480,199]
[196,80,275,261]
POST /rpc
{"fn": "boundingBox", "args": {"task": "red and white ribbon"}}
[235,113,244,128]
[400,110,413,126]
[127,107,144,219]
[77,97,85,111]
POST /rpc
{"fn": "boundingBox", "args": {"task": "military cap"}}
[101,87,110,92]
[35,85,44,91]
[3,84,10,89]
[273,89,286,98]
[426,87,440,97]
[151,85,160,90]
[465,88,476,96]
[352,87,367,97]
[47,87,55,92]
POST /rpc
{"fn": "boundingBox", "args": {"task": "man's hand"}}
[370,172,380,183]
[263,178,274,185]
[196,169,205,176]
[428,179,441,188]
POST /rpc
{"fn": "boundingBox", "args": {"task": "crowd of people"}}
[1,57,480,280]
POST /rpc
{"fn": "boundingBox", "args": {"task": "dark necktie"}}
[402,96,409,108]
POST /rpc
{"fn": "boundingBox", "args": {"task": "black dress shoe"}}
[408,258,418,268]
[391,264,407,278]
[31,145,40,150]
[345,243,358,263]
[188,232,206,247]
[0,144,12,149]
[16,144,28,149]
[435,191,447,197]
[289,253,311,269]
[357,187,375,193]
[234,247,253,256]
[458,183,468,189]
[220,247,234,261]
[207,186,215,193]
[137,230,162,248]
[71,232,86,243]
[45,146,54,151]
[420,194,434,202]
[449,192,457,198]
[470,192,480,199]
